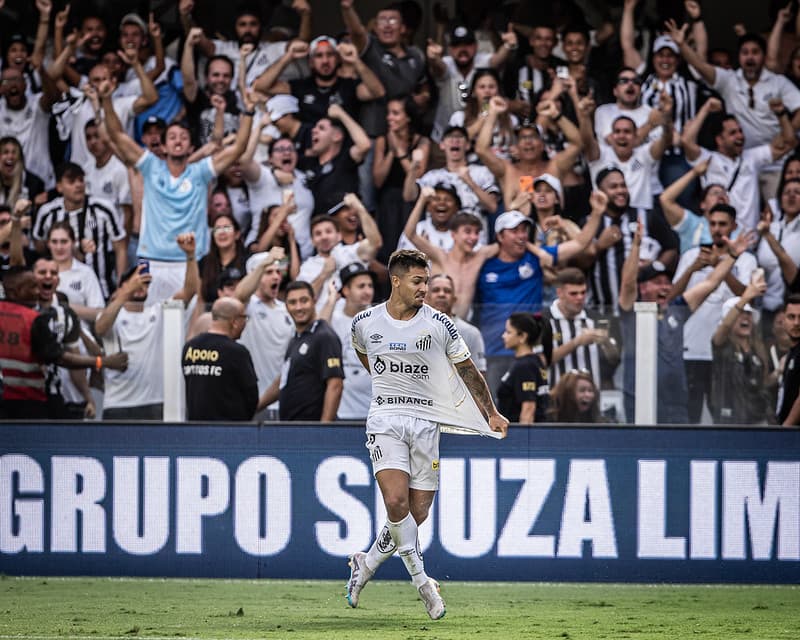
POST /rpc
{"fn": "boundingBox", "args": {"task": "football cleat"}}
[418,578,446,620]
[345,551,373,608]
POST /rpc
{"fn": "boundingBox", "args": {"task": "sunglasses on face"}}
[617,76,642,86]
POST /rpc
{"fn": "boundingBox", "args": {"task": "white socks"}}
[388,513,429,588]
[364,521,396,573]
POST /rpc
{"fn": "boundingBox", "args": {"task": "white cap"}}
[309,35,338,54]
[721,296,760,324]
[494,210,532,233]
[266,94,299,121]
[120,13,147,33]
[533,173,564,206]
[653,35,679,54]
[246,251,270,274]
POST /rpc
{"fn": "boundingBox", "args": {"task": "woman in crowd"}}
[449,68,517,159]
[47,221,104,323]
[197,213,247,310]
[249,200,300,290]
[548,369,602,423]
[372,96,429,262]
[496,312,551,424]
[0,137,45,207]
[709,274,769,424]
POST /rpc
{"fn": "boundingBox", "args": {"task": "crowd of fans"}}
[2,0,800,426]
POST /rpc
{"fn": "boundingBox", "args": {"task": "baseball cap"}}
[216,266,243,290]
[721,296,760,323]
[120,13,147,33]
[494,210,532,233]
[142,115,167,133]
[309,35,338,55]
[246,251,274,275]
[652,35,679,55]
[442,125,468,139]
[433,182,462,208]
[637,260,674,283]
[449,25,476,46]
[533,173,563,205]
[266,94,299,122]
[339,262,374,289]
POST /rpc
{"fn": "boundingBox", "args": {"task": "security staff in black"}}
[259,281,344,421]
[182,297,258,421]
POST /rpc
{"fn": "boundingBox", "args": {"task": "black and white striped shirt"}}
[640,73,698,135]
[38,294,81,398]
[545,299,601,386]
[33,196,126,299]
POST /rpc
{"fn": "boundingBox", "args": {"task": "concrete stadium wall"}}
[1,422,798,583]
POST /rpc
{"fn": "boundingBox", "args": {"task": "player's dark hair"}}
[388,249,428,277]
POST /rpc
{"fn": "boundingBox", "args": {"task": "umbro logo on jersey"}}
[369,333,383,343]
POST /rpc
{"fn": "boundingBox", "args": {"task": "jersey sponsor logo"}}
[326,357,341,368]
[415,333,432,351]
[431,311,459,340]
[372,356,429,379]
[183,364,223,376]
[388,342,406,351]
[373,356,387,374]
[375,395,433,407]
[521,381,537,391]
[369,333,383,344]
[184,348,220,363]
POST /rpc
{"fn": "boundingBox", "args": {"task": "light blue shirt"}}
[673,208,711,254]
[136,151,215,261]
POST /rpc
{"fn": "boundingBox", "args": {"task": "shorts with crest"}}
[365,414,440,491]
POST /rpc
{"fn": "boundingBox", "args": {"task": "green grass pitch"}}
[1,577,798,639]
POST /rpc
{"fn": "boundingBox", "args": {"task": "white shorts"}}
[144,260,186,306]
[365,414,440,491]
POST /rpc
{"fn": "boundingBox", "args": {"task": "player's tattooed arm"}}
[455,358,509,437]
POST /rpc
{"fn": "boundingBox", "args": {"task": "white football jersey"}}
[351,302,498,437]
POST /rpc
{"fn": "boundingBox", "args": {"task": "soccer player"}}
[347,249,508,619]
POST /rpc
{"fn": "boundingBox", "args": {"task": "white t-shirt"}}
[298,243,363,311]
[690,145,774,232]
[238,295,294,395]
[396,218,454,252]
[212,40,303,88]
[70,94,138,169]
[0,94,55,188]
[673,247,757,360]
[712,67,800,155]
[589,144,659,209]
[57,259,105,314]
[83,155,132,222]
[98,305,166,408]
[331,305,372,420]
[455,316,486,373]
[351,302,497,436]
[756,215,800,311]
[245,165,314,258]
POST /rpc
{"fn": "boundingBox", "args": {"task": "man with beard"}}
[426,23,517,142]
[671,204,757,424]
[258,280,344,422]
[681,97,796,232]
[670,24,800,194]
[587,167,679,315]
[777,294,800,425]
[94,233,198,420]
[619,220,743,424]
[182,28,241,146]
[101,77,254,304]
[0,65,60,189]
[179,1,311,87]
[253,37,385,125]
